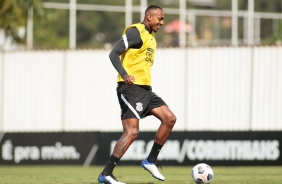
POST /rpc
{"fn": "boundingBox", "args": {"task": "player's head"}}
[143,5,164,32]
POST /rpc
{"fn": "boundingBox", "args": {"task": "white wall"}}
[0,47,281,132]
[186,47,253,130]
[251,47,282,130]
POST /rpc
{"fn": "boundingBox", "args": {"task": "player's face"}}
[149,9,164,32]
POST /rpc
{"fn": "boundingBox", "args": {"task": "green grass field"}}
[0,165,282,184]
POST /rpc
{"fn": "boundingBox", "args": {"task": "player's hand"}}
[123,74,135,86]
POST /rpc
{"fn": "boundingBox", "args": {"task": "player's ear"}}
[147,14,152,22]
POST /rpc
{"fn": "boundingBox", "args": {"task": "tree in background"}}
[262,19,282,45]
[0,0,43,46]
[33,8,69,49]
[76,10,125,49]
[1,0,281,49]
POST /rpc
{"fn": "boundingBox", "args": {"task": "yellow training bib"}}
[117,23,156,86]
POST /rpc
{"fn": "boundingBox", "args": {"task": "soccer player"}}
[98,5,176,184]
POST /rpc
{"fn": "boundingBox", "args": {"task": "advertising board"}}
[0,131,281,166]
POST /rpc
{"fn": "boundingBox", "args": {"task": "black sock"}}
[147,142,163,163]
[102,155,120,175]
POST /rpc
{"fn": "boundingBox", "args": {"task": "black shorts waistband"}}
[117,82,152,91]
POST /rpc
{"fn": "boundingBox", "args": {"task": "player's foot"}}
[98,173,126,184]
[141,159,165,181]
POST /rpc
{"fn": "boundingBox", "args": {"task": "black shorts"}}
[117,82,167,120]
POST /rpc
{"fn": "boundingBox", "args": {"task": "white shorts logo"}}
[136,102,143,112]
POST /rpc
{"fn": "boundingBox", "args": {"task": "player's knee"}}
[127,128,139,140]
[167,114,176,127]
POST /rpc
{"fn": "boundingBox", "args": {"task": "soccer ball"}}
[191,163,214,184]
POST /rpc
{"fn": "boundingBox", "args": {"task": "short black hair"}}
[145,5,163,14]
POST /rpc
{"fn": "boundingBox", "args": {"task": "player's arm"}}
[109,27,142,85]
